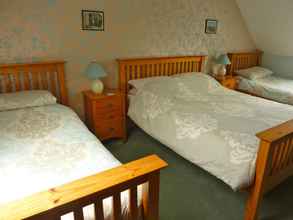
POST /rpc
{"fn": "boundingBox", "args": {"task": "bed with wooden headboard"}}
[118,55,206,95]
[0,61,167,220]
[227,50,263,75]
[118,55,293,220]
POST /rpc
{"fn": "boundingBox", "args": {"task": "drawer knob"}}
[108,115,114,119]
[107,103,113,108]
[109,127,115,131]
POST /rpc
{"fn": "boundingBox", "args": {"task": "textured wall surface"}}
[0,0,255,116]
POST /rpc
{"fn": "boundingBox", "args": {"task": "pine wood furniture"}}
[83,89,126,141]
[0,61,168,220]
[118,55,293,220]
[227,50,263,75]
[227,51,291,103]
[0,61,68,105]
[214,75,238,89]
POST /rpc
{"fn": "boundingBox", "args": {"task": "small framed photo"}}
[82,10,104,31]
[205,19,218,34]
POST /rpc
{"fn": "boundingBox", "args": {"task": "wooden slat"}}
[112,194,122,220]
[129,187,138,220]
[142,172,160,220]
[49,71,57,97]
[56,63,68,105]
[22,67,31,90]
[12,68,21,91]
[1,68,13,92]
[40,67,49,90]
[0,76,3,93]
[94,199,104,220]
[0,155,167,220]
[73,208,84,220]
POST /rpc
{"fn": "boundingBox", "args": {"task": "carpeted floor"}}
[105,127,293,220]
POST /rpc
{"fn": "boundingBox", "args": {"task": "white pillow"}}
[0,90,57,112]
[235,66,273,80]
[128,76,168,90]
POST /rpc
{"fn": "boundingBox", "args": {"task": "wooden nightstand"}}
[214,75,238,90]
[83,89,126,141]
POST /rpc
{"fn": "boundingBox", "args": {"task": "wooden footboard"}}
[245,120,293,220]
[0,155,167,220]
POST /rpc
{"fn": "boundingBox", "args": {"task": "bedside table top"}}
[83,89,121,100]
[214,75,236,82]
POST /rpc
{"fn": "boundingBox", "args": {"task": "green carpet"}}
[105,127,293,220]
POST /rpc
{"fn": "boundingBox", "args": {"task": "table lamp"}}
[216,54,231,76]
[85,62,107,94]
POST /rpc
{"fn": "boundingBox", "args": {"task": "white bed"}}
[127,73,293,190]
[237,75,293,105]
[0,91,142,220]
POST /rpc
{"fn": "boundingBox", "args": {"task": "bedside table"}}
[214,75,238,90]
[83,89,126,141]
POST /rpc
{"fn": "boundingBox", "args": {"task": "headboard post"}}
[56,63,69,106]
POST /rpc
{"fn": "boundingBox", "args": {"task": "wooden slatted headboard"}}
[118,55,206,95]
[0,61,68,105]
[227,50,263,75]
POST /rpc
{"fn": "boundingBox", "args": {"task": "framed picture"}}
[205,19,218,34]
[82,10,104,31]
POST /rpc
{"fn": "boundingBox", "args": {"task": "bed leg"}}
[244,188,263,220]
[142,172,160,220]
[244,140,272,220]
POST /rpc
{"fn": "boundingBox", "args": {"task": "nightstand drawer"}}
[95,117,123,140]
[95,96,121,110]
[96,109,122,120]
[83,89,126,141]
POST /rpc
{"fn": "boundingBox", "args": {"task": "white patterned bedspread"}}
[0,104,139,219]
[128,73,293,190]
[237,75,293,105]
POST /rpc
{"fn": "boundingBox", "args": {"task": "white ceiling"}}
[236,0,293,56]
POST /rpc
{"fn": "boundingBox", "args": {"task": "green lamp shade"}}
[216,54,231,65]
[85,62,107,80]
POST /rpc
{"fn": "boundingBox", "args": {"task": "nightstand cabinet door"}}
[95,117,124,140]
[83,90,125,141]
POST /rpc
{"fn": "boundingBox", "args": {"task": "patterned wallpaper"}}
[0,0,255,117]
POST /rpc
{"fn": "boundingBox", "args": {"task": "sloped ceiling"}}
[236,0,293,56]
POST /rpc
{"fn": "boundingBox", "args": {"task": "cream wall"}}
[236,0,293,78]
[236,0,293,56]
[0,0,255,117]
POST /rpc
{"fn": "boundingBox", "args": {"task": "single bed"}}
[118,55,293,220]
[0,61,167,220]
[237,75,293,105]
[228,51,293,106]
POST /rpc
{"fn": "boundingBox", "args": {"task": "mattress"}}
[237,75,293,105]
[128,73,293,190]
[0,104,141,219]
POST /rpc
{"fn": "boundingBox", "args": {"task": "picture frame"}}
[205,19,218,34]
[82,10,104,31]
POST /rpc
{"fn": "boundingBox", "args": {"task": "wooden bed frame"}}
[0,61,168,220]
[227,50,281,101]
[227,50,263,75]
[118,55,293,220]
